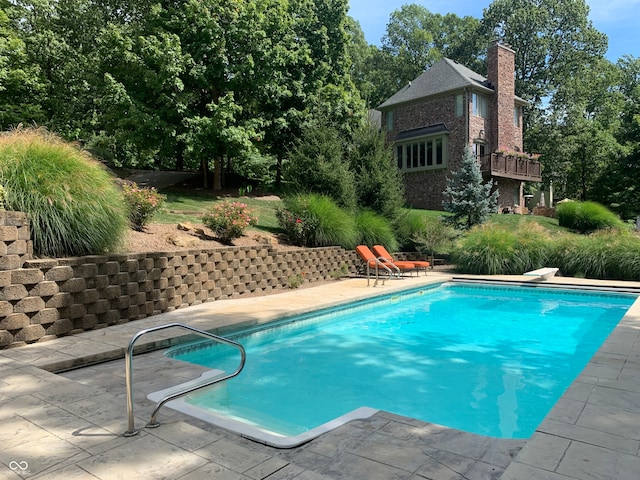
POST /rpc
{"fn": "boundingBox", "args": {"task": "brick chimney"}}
[487,41,519,153]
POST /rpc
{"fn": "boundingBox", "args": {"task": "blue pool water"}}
[167,283,636,439]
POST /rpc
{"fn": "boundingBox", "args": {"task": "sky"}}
[347,0,639,62]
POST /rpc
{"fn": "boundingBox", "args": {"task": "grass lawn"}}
[155,189,283,232]
[155,189,566,241]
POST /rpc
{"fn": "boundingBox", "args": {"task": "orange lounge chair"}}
[355,245,415,286]
[372,245,430,275]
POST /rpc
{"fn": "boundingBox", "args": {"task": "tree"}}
[348,119,405,218]
[442,148,498,228]
[12,0,363,191]
[590,56,640,218]
[382,4,483,82]
[481,0,608,107]
[284,117,356,210]
[349,4,483,108]
[0,1,43,128]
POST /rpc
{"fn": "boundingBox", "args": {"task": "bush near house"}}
[556,201,624,232]
[0,128,128,257]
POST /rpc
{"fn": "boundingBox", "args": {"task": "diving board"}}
[524,267,559,281]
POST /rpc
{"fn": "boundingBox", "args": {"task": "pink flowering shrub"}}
[202,201,258,244]
[122,182,165,231]
[276,208,318,247]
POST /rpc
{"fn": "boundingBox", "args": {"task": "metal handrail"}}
[123,322,246,437]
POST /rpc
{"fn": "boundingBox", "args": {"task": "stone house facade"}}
[377,41,541,212]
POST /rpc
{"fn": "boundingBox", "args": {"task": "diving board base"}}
[524,267,559,281]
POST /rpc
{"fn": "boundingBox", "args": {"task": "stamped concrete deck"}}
[1,273,640,479]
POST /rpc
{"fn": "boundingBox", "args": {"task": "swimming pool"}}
[157,282,637,446]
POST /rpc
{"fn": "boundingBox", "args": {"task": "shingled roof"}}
[377,58,493,110]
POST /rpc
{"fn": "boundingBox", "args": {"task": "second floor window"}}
[472,93,487,118]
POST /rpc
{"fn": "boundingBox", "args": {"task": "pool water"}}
[166,283,636,440]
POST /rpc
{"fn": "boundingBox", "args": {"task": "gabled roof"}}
[377,58,493,110]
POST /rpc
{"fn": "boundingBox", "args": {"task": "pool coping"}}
[2,272,640,479]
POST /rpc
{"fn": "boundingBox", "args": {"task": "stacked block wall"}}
[0,213,358,348]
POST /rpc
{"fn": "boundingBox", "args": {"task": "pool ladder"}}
[124,322,246,437]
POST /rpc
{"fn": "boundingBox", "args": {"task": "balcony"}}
[479,153,542,182]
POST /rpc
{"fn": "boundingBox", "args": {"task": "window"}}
[386,111,394,132]
[513,106,520,127]
[394,135,449,171]
[455,94,463,117]
[472,93,487,118]
[473,143,486,158]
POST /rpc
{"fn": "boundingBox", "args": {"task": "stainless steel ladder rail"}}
[124,322,246,437]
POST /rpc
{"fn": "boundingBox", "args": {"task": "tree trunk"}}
[201,158,209,189]
[213,156,223,190]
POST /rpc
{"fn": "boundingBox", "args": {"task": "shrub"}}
[355,210,398,252]
[556,201,623,232]
[278,193,358,248]
[412,216,457,262]
[122,183,166,231]
[548,229,640,280]
[393,210,449,251]
[276,208,318,247]
[0,185,6,210]
[202,201,258,244]
[451,222,551,275]
[0,128,128,257]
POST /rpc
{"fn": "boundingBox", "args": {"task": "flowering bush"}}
[202,201,258,244]
[495,146,539,160]
[276,208,318,247]
[122,182,166,231]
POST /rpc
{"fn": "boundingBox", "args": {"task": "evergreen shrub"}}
[0,128,128,256]
[556,201,623,232]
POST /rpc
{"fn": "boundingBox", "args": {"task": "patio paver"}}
[0,273,639,479]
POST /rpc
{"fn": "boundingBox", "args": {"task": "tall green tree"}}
[12,0,363,190]
[531,56,624,201]
[590,56,640,217]
[284,117,356,210]
[481,0,608,106]
[443,148,499,229]
[350,4,482,108]
[348,119,405,218]
[0,0,43,128]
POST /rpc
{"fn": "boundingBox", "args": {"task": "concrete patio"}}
[1,273,640,479]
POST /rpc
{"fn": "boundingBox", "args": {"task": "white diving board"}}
[524,267,559,281]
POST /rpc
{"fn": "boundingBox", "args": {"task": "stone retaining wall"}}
[0,212,358,348]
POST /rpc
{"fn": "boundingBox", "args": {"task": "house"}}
[377,41,541,213]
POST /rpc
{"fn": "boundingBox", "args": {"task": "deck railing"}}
[479,153,542,182]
